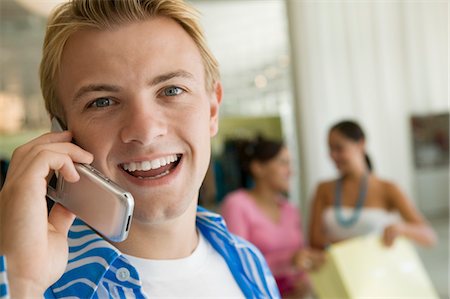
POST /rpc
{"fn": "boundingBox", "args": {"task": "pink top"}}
[221,189,304,294]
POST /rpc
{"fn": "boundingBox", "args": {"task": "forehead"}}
[329,130,350,143]
[57,17,205,99]
[265,146,289,163]
[329,130,362,149]
[277,146,289,157]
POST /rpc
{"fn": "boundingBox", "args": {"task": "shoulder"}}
[312,179,335,203]
[0,256,8,297]
[221,189,251,208]
[196,207,280,298]
[197,206,263,254]
[375,177,402,195]
[280,198,300,213]
[373,177,407,206]
[316,180,335,192]
[280,200,303,223]
[223,188,248,199]
[223,235,280,298]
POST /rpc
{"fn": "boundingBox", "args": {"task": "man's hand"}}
[0,131,93,297]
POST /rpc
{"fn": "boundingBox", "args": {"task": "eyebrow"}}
[73,84,121,103]
[149,70,195,86]
[72,70,195,103]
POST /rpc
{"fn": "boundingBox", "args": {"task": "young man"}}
[0,0,279,298]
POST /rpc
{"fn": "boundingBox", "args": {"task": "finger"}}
[314,251,326,261]
[48,203,76,236]
[46,169,56,185]
[10,131,73,164]
[26,142,93,167]
[26,150,81,183]
[311,251,326,270]
[7,131,92,180]
[9,144,93,183]
[382,231,393,247]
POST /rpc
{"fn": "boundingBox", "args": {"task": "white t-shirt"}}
[123,231,245,298]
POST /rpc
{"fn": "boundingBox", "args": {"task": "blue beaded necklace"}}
[334,172,369,227]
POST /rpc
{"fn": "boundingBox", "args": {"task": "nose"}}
[119,101,168,145]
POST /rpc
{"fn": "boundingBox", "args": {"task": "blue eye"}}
[90,98,114,108]
[163,86,183,96]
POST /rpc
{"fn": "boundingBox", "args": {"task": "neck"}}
[112,199,198,259]
[343,164,368,181]
[250,183,279,205]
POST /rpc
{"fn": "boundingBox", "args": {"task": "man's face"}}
[57,17,221,224]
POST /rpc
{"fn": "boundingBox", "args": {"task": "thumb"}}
[382,231,394,247]
[48,203,76,235]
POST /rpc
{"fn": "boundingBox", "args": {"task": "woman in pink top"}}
[221,137,324,298]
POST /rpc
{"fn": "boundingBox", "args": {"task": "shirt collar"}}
[48,209,225,298]
[49,207,274,298]
[49,218,123,298]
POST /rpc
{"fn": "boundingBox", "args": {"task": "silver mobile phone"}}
[46,117,134,242]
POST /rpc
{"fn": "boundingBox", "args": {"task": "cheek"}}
[335,148,351,160]
[344,147,360,161]
[339,150,350,160]
[70,121,114,163]
[269,167,285,181]
[329,148,340,159]
[273,171,290,189]
[183,104,212,138]
[330,151,342,162]
[178,105,212,160]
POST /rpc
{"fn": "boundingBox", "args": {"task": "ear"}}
[209,81,223,137]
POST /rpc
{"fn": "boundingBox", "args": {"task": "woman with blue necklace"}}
[309,120,437,250]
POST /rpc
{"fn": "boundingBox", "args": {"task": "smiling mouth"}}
[120,154,182,179]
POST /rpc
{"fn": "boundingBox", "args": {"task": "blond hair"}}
[40,0,220,121]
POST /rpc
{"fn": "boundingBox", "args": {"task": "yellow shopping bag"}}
[309,234,438,299]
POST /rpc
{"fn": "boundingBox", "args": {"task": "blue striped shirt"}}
[1,206,280,298]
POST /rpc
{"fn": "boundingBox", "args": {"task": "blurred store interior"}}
[0,0,448,297]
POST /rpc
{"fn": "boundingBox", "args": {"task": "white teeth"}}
[159,158,167,166]
[142,161,151,171]
[151,159,161,169]
[122,154,179,172]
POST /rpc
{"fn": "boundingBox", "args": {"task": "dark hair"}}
[237,136,284,178]
[330,120,373,171]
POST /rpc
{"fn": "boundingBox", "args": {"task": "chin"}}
[275,186,289,195]
[131,191,195,225]
[336,164,346,173]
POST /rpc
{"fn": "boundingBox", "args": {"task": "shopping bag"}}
[309,234,438,299]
